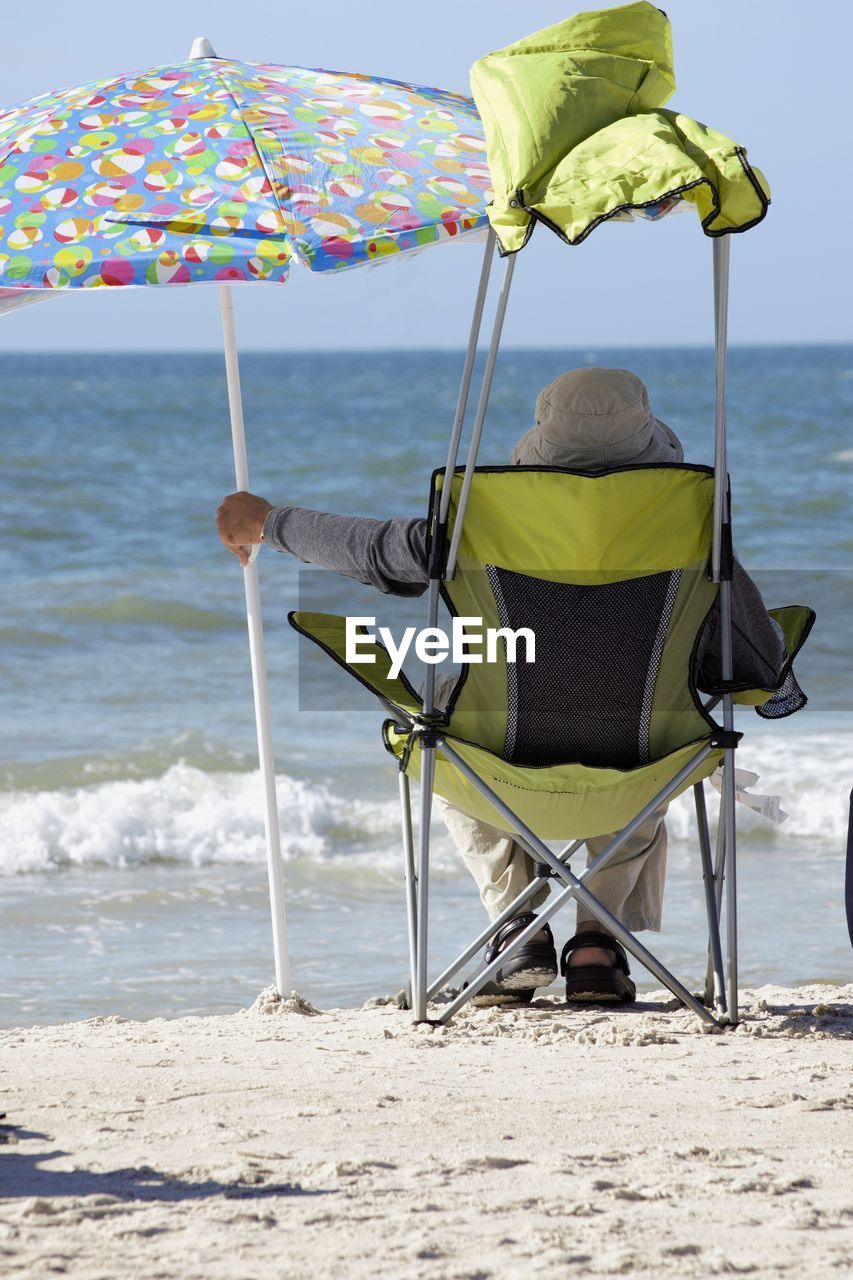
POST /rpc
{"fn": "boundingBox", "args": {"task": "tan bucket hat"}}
[511,367,683,468]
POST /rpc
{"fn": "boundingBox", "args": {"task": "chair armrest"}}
[288,610,425,722]
[733,604,816,713]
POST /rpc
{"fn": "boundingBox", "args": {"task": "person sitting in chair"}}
[216,368,783,1005]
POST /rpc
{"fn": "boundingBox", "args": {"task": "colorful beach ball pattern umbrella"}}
[0,55,492,302]
[0,44,494,996]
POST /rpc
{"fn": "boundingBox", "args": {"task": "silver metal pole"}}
[415,239,509,1000]
[696,782,726,1013]
[398,771,418,1004]
[712,780,727,914]
[427,840,584,1000]
[422,232,496,718]
[445,253,517,580]
[711,236,731,583]
[438,230,496,524]
[712,235,738,1023]
[219,285,290,996]
[413,744,436,1021]
[720,586,738,1022]
[723,731,738,1024]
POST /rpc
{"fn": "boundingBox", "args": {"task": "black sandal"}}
[561,931,637,1005]
[484,913,558,993]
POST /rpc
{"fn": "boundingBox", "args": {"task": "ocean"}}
[1,346,851,1025]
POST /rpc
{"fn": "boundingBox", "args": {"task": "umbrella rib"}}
[208,63,290,236]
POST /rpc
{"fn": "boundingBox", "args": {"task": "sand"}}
[2,984,853,1279]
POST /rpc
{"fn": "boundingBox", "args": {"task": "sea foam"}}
[0,734,847,876]
[0,764,400,876]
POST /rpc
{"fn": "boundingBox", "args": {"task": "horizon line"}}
[1,340,851,356]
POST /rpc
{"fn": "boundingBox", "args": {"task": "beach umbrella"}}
[0,38,493,993]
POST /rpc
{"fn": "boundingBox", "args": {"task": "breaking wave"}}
[0,733,848,876]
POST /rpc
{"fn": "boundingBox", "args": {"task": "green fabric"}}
[289,471,812,841]
[436,466,715,583]
[733,605,815,706]
[384,724,721,840]
[470,1,769,253]
[288,611,422,721]
[434,465,717,760]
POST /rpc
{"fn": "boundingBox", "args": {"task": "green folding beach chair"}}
[290,452,813,1029]
[286,5,818,1027]
[285,111,817,1024]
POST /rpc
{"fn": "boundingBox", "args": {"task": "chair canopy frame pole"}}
[412,232,497,1022]
[445,252,517,581]
[219,285,290,996]
[711,235,738,1024]
[711,234,732,584]
[413,745,435,1022]
[398,771,418,1004]
[422,229,496,718]
[438,229,497,526]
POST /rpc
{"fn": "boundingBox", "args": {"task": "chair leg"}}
[695,782,726,1015]
[434,738,721,1028]
[435,852,718,1028]
[413,744,436,1022]
[426,841,584,1001]
[398,771,418,1008]
[723,743,739,1025]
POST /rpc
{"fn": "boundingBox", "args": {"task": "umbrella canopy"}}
[0,52,491,305]
[0,41,496,997]
[471,0,770,253]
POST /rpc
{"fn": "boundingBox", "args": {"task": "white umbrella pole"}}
[219,284,290,995]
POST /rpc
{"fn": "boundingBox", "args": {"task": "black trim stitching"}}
[639,568,682,761]
[485,563,518,760]
[287,611,423,721]
[688,593,724,733]
[381,718,718,786]
[431,462,716,485]
[496,144,770,255]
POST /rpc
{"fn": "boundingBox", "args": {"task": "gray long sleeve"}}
[265,506,784,690]
[263,506,429,597]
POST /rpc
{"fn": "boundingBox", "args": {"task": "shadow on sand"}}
[0,1125,335,1203]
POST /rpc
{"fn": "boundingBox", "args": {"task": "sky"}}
[1,0,850,351]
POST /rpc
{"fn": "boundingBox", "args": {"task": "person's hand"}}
[216,491,274,566]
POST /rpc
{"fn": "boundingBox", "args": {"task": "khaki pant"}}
[431,676,667,932]
[434,792,668,931]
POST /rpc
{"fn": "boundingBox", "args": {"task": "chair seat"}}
[383,723,721,839]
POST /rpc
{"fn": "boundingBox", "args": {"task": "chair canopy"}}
[471,1,770,254]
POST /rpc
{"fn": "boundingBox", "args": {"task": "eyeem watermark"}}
[346,616,535,679]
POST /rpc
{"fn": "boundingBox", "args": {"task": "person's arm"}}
[216,491,429,597]
[264,506,429,596]
[696,559,785,692]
